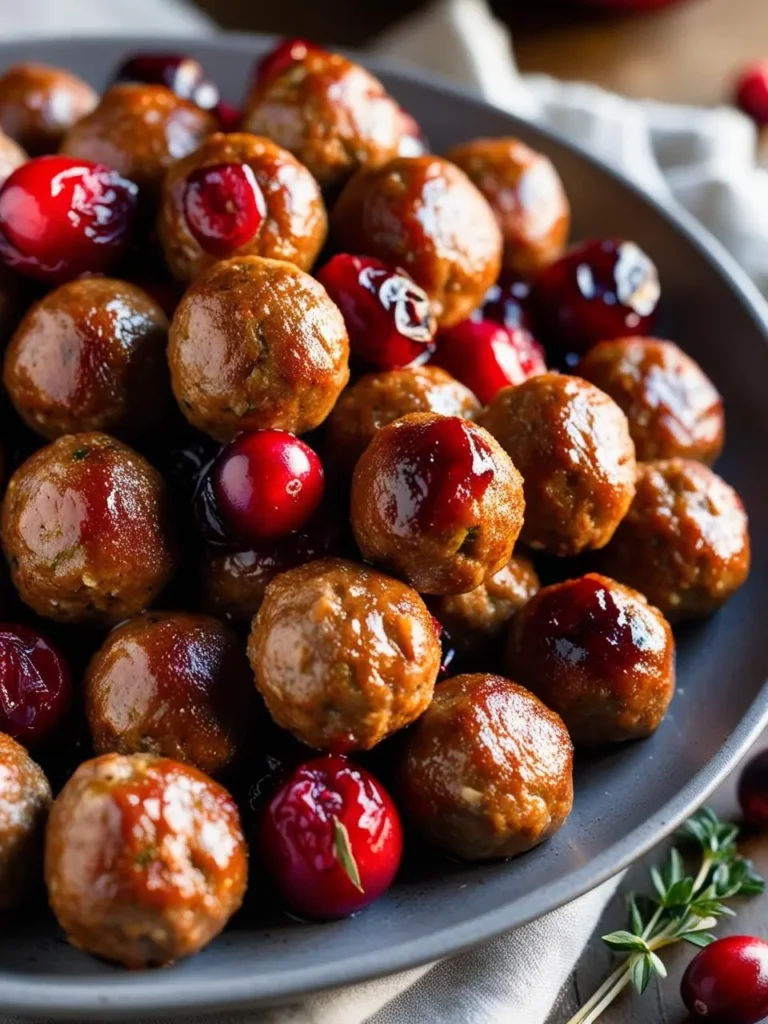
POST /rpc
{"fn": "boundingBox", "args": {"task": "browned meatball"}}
[447,137,570,277]
[85,612,256,777]
[398,673,573,860]
[507,573,675,745]
[0,129,26,185]
[248,558,441,751]
[601,459,750,621]
[331,155,503,328]
[480,373,636,556]
[45,753,247,968]
[431,552,539,658]
[1,433,176,625]
[242,49,422,193]
[0,63,96,155]
[169,255,349,440]
[0,733,51,910]
[158,132,328,283]
[326,364,481,478]
[577,337,724,464]
[351,413,524,594]
[4,277,169,440]
[61,84,216,195]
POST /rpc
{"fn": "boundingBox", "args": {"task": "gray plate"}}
[1,32,767,1021]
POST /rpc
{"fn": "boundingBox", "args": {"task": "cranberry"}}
[214,101,241,132]
[183,163,266,257]
[532,238,660,354]
[736,62,768,126]
[114,53,219,110]
[432,319,546,404]
[259,754,403,919]
[681,936,768,1023]
[738,749,768,827]
[0,156,138,283]
[318,254,436,370]
[255,38,325,86]
[197,430,325,546]
[475,275,533,331]
[0,624,71,746]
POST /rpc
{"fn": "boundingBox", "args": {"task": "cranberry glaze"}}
[0,733,51,909]
[0,623,71,745]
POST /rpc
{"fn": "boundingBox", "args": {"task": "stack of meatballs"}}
[0,39,750,970]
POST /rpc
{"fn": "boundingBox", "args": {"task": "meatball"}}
[0,129,26,186]
[507,573,675,745]
[0,733,51,910]
[480,373,636,556]
[326,364,481,477]
[398,673,572,860]
[158,132,327,283]
[85,612,256,778]
[331,155,503,328]
[169,255,349,441]
[431,552,539,658]
[351,413,524,594]
[577,337,724,464]
[447,137,570,277]
[61,84,216,195]
[601,459,750,621]
[4,277,169,440]
[242,48,422,192]
[1,433,176,625]
[45,753,247,968]
[248,558,441,751]
[0,63,97,155]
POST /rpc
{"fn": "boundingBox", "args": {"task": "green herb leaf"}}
[332,818,364,893]
[631,954,653,995]
[629,896,643,937]
[71,447,90,461]
[650,865,666,900]
[602,931,649,953]
[682,932,715,948]
[648,951,667,979]
[664,877,694,908]
[668,847,685,885]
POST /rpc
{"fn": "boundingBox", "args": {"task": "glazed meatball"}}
[577,337,724,464]
[61,84,216,195]
[1,433,176,625]
[0,129,26,186]
[447,137,570,277]
[507,573,675,745]
[331,155,503,327]
[169,255,349,440]
[45,753,247,967]
[480,373,636,556]
[398,673,573,860]
[4,277,169,440]
[85,612,256,777]
[248,558,441,751]
[431,552,539,658]
[158,132,327,283]
[326,364,481,477]
[242,48,422,193]
[0,63,96,155]
[0,733,51,910]
[351,413,524,594]
[601,459,750,621]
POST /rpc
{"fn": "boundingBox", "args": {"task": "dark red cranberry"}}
[738,749,768,828]
[736,62,768,125]
[0,156,138,283]
[432,319,546,404]
[255,38,325,86]
[183,163,266,257]
[475,275,533,331]
[531,238,660,354]
[114,52,219,110]
[214,101,241,132]
[259,754,403,919]
[681,936,768,1023]
[0,624,71,746]
[317,253,436,370]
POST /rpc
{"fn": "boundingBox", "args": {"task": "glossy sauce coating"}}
[169,255,350,441]
[480,372,636,556]
[248,558,441,751]
[0,63,97,154]
[331,155,503,328]
[0,433,176,625]
[4,277,170,440]
[45,753,247,967]
[0,732,51,910]
[398,673,573,860]
[351,413,525,595]
[507,573,675,745]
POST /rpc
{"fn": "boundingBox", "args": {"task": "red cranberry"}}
[259,754,403,919]
[474,275,533,331]
[114,52,219,110]
[0,156,138,283]
[736,62,768,126]
[738,749,768,828]
[255,38,325,86]
[681,936,768,1023]
[432,319,546,405]
[317,254,436,370]
[0,624,71,746]
[214,101,241,132]
[532,238,660,354]
[183,163,266,257]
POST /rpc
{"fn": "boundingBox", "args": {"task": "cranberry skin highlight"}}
[475,275,533,331]
[736,62,768,126]
[114,52,219,110]
[0,624,71,745]
[183,162,266,257]
[254,38,325,86]
[681,935,768,1024]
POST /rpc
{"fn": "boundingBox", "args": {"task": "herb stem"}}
[563,962,629,1024]
[579,968,632,1024]
[692,854,713,894]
